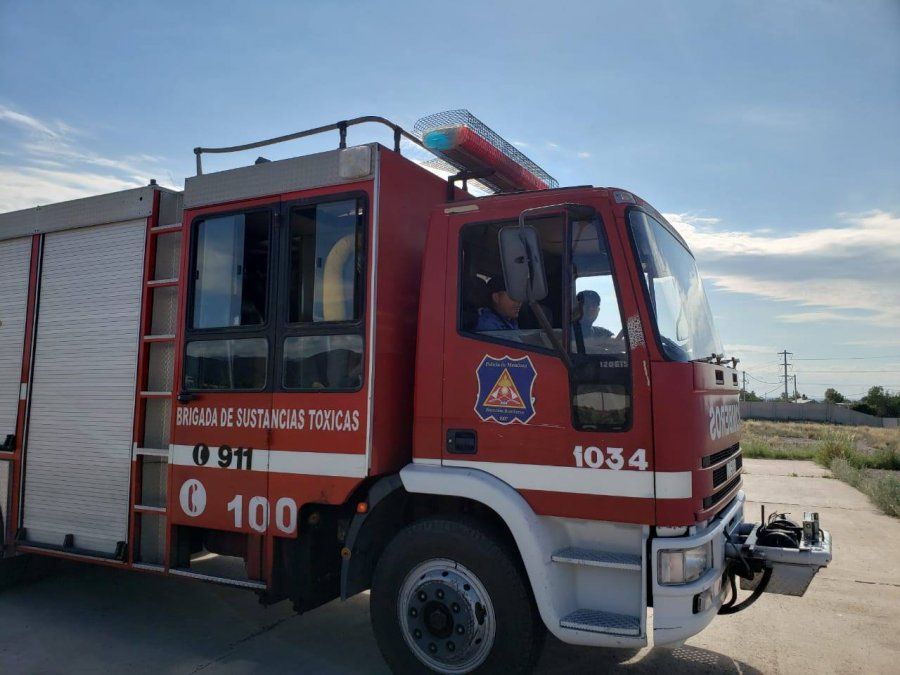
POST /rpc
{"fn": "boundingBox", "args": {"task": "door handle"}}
[177,390,198,404]
[446,429,477,455]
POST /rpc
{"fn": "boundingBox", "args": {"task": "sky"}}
[1,0,898,399]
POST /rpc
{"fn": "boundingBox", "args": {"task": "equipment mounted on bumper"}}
[721,510,832,613]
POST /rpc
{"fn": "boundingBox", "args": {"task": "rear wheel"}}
[370,517,544,674]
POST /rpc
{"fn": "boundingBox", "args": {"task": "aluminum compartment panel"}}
[22,219,145,555]
[0,187,164,243]
[183,145,375,209]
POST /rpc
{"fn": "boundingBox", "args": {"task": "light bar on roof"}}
[414,110,558,194]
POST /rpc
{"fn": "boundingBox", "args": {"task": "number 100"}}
[226,494,298,534]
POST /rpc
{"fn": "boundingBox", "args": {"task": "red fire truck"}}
[0,111,830,673]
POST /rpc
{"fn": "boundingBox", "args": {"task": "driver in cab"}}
[475,276,522,332]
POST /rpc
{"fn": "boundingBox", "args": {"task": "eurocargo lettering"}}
[0,111,831,673]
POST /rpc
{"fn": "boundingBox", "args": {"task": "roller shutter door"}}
[0,237,31,450]
[23,219,145,555]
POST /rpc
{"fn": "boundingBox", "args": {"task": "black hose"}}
[718,567,773,615]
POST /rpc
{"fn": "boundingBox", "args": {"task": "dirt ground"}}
[0,458,897,674]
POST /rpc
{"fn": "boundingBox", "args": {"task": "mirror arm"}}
[528,297,572,370]
[519,232,572,370]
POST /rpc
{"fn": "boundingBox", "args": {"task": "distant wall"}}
[740,401,899,428]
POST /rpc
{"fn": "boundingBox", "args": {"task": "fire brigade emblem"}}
[474,355,537,425]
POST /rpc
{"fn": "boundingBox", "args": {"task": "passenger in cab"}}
[572,289,615,354]
[574,290,613,339]
[475,276,522,332]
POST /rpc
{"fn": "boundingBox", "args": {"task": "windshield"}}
[628,210,723,361]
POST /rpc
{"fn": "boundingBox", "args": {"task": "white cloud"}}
[660,209,900,333]
[0,105,63,137]
[666,210,900,259]
[0,104,178,211]
[0,167,144,212]
[723,343,779,354]
[775,311,858,323]
[577,151,591,159]
[702,272,899,327]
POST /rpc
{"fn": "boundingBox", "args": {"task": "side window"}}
[570,218,626,355]
[185,210,271,391]
[288,200,362,323]
[569,216,630,430]
[457,212,631,430]
[458,216,564,351]
[282,198,365,391]
[192,211,270,329]
[185,338,268,390]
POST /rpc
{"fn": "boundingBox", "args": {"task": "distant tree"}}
[742,389,763,402]
[859,386,900,418]
[851,401,876,416]
[824,388,846,404]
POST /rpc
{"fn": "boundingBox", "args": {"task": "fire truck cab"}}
[0,113,831,673]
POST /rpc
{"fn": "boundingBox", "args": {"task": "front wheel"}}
[370,518,544,674]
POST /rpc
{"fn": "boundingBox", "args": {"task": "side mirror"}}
[498,225,548,303]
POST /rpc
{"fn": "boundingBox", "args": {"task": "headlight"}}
[658,542,712,585]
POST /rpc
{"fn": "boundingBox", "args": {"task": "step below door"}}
[22,219,146,556]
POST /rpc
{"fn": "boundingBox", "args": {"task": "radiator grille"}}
[712,454,742,487]
[703,475,741,509]
[702,442,740,468]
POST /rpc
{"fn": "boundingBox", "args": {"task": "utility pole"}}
[793,374,798,400]
[742,371,747,401]
[779,350,792,400]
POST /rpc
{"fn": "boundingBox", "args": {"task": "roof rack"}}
[193,115,424,175]
[193,112,558,200]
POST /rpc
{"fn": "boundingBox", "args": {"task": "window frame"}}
[276,191,369,393]
[456,215,563,358]
[183,205,278,393]
[455,208,633,432]
[623,204,702,364]
[566,211,633,432]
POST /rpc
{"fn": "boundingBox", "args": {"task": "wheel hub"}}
[398,559,495,673]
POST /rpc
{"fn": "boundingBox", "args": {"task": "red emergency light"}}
[415,110,558,194]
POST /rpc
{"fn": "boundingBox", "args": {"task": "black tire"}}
[370,517,545,674]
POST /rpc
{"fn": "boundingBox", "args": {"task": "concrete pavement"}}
[0,459,897,674]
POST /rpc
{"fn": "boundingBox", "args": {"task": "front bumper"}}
[650,492,833,647]
[650,491,745,646]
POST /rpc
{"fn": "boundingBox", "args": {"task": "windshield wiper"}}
[691,353,724,364]
[690,353,740,368]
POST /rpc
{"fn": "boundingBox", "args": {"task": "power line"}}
[745,375,782,386]
[794,369,900,374]
[798,382,900,387]
[793,355,900,361]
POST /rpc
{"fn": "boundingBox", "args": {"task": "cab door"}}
[268,192,370,532]
[440,201,656,525]
[171,202,275,560]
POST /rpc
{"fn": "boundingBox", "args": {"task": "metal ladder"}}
[129,191,183,570]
